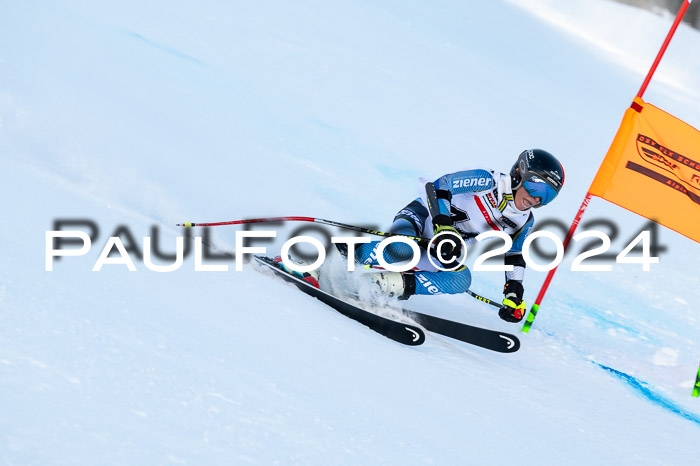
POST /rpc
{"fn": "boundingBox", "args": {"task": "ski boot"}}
[362,270,416,300]
[273,256,321,289]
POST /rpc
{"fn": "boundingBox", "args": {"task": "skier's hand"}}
[498,280,526,323]
[431,215,462,267]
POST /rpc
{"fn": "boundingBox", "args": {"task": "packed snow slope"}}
[2,0,700,464]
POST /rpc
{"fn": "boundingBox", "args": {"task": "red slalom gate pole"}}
[521,193,592,333]
[636,0,691,100]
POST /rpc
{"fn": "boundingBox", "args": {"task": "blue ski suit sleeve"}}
[433,169,495,218]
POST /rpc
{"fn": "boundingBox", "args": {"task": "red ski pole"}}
[177,216,433,248]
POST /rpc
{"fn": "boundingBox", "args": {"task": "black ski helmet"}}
[510,149,565,207]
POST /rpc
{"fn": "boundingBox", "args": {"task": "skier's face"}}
[514,186,541,210]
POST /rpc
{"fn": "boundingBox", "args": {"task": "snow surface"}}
[2,0,700,464]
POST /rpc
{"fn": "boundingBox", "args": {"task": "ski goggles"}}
[523,177,559,207]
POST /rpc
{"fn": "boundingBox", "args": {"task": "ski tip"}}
[500,334,521,352]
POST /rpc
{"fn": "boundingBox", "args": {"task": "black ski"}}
[254,256,425,346]
[401,309,520,353]
[255,256,519,353]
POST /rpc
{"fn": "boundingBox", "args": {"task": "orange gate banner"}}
[589,97,700,243]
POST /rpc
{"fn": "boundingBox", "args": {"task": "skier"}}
[341,148,565,324]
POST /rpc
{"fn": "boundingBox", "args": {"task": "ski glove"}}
[499,280,527,323]
[431,214,463,267]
